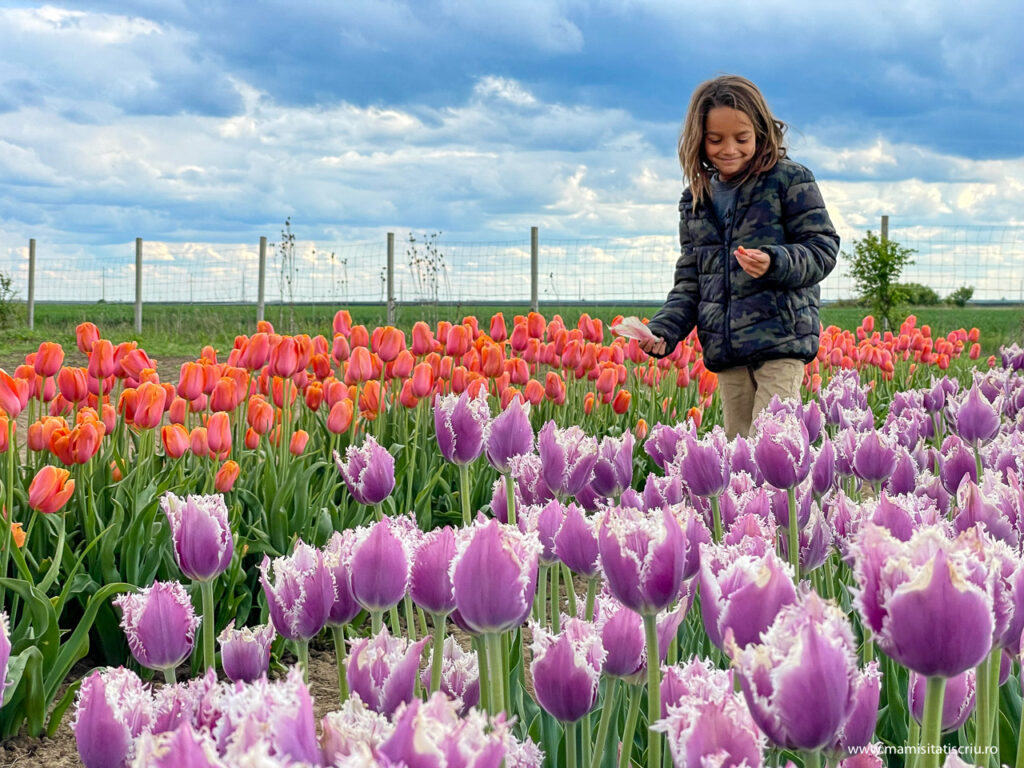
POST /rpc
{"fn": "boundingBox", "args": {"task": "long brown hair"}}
[678,75,787,208]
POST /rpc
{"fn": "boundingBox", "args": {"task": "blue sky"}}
[1,0,1022,302]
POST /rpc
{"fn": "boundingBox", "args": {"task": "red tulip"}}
[168,396,188,425]
[327,399,354,434]
[33,342,64,377]
[289,429,309,456]
[612,389,631,415]
[333,309,352,337]
[489,312,507,342]
[376,326,405,363]
[28,465,75,513]
[0,369,29,418]
[206,411,232,454]
[133,381,166,429]
[162,424,189,458]
[87,339,116,380]
[75,322,100,355]
[248,396,274,435]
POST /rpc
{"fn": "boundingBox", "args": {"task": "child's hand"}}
[638,336,667,357]
[735,246,771,278]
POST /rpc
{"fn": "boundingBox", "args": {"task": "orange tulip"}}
[28,465,75,513]
[206,411,232,454]
[526,311,546,339]
[247,395,275,435]
[210,377,238,412]
[399,379,419,409]
[118,388,139,424]
[268,336,300,378]
[289,429,309,456]
[634,418,649,441]
[376,326,406,363]
[360,380,382,420]
[500,387,523,409]
[509,323,529,352]
[178,361,205,400]
[350,324,370,348]
[489,312,507,342]
[168,396,188,425]
[190,426,210,458]
[34,342,64,377]
[544,372,566,405]
[241,332,271,370]
[157,423,187,459]
[686,406,702,429]
[305,381,324,412]
[0,369,29,418]
[346,347,375,384]
[612,389,631,415]
[446,325,471,357]
[75,321,100,355]
[410,363,434,398]
[311,353,332,380]
[244,427,260,450]
[119,348,156,381]
[133,381,166,430]
[87,339,116,380]
[215,460,240,493]
[9,522,25,549]
[595,365,617,395]
[969,343,981,360]
[523,379,544,405]
[56,367,87,404]
[327,399,354,434]
[391,350,415,380]
[481,343,504,378]
[409,321,434,356]
[333,309,352,337]
[583,392,596,415]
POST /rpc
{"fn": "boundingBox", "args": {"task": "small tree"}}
[0,270,16,329]
[945,286,974,307]
[845,230,916,330]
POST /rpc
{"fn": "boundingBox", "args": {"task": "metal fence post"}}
[530,226,539,313]
[257,236,267,324]
[27,239,35,330]
[134,238,143,334]
[387,232,395,325]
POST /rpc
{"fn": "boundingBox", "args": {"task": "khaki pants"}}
[716,358,805,439]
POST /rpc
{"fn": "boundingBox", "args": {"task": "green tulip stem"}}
[642,612,662,768]
[710,494,723,543]
[459,463,472,526]
[920,676,946,768]
[563,564,578,617]
[504,473,517,526]
[333,625,349,703]
[1015,689,1024,768]
[550,565,561,633]
[485,632,505,715]
[371,611,383,635]
[163,667,176,686]
[296,638,310,684]
[618,683,643,768]
[403,595,417,641]
[802,751,822,768]
[389,604,402,635]
[591,678,619,768]
[535,564,549,623]
[475,635,490,714]
[199,579,216,671]
[975,654,991,761]
[429,614,446,693]
[786,485,800,583]
[0,418,14,605]
[585,578,599,622]
[566,719,578,768]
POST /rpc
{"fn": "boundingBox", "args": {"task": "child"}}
[640,74,839,438]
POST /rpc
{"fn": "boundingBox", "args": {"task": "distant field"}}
[0,301,1020,364]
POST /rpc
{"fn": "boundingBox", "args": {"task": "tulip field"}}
[0,308,1023,768]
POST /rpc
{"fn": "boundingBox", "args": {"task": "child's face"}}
[703,106,756,181]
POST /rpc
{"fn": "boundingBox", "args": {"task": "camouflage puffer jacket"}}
[647,158,839,373]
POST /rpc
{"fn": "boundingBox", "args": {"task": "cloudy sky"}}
[1,0,1022,303]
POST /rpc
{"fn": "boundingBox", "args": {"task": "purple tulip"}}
[863,492,946,543]
[829,661,882,754]
[699,539,797,650]
[553,502,600,579]
[599,505,686,616]
[908,669,976,732]
[728,436,763,483]
[518,499,565,565]
[939,434,978,494]
[653,658,766,768]
[954,382,1002,446]
[349,517,411,615]
[953,478,1020,548]
[131,723,219,768]
[320,696,394,764]
[509,452,556,506]
[419,636,480,714]
[218,621,275,683]
[322,530,360,626]
[753,411,811,490]
[259,540,334,642]
[530,617,605,722]
[113,581,200,677]
[644,422,692,471]
[73,667,151,768]
[160,493,234,583]
[778,500,833,573]
[850,523,994,677]
[719,476,772,530]
[769,480,814,530]
[346,626,429,718]
[590,432,634,499]
[669,503,711,581]
[451,518,541,634]
[538,421,599,499]
[642,473,684,509]
[409,525,457,617]
[732,591,858,751]
[723,511,776,548]
[852,430,897,486]
[915,471,952,517]
[334,435,395,506]
[800,399,825,444]
[810,437,837,497]
[484,397,534,473]
[884,446,919,496]
[1001,343,1024,371]
[435,389,491,465]
[670,426,728,498]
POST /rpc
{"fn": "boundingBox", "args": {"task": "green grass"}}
[0,301,1020,365]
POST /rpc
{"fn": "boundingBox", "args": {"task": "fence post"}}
[881,215,888,245]
[387,232,395,325]
[134,238,143,335]
[257,236,267,324]
[27,239,35,330]
[530,226,539,313]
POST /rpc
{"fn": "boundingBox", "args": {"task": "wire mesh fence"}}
[1,223,1022,311]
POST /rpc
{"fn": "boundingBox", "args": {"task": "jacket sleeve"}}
[647,200,699,356]
[763,167,840,290]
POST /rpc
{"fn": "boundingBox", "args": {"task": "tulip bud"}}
[214,460,240,493]
[113,581,201,676]
[160,492,234,582]
[218,621,276,683]
[28,465,75,513]
[347,626,429,718]
[334,436,395,506]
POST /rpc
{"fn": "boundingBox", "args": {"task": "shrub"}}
[899,282,940,306]
[844,230,916,330]
[945,286,974,307]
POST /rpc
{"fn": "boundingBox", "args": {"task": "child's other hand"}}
[735,246,770,278]
[638,336,667,357]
